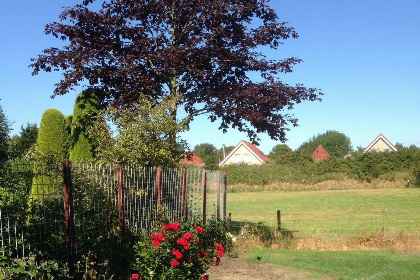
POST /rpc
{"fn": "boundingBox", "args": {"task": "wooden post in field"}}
[277,210,281,232]
[182,169,188,221]
[383,209,388,239]
[62,160,75,247]
[202,170,207,224]
[223,171,227,222]
[216,171,221,220]
[228,213,232,232]
[117,165,125,232]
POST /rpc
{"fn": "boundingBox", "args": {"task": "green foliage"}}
[34,109,68,161]
[132,220,226,280]
[31,109,68,200]
[268,144,292,160]
[193,143,219,170]
[297,130,352,158]
[8,123,38,159]
[69,91,101,162]
[0,105,10,164]
[89,96,188,166]
[224,146,420,185]
[0,256,69,279]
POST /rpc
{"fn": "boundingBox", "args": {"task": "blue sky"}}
[1,0,419,154]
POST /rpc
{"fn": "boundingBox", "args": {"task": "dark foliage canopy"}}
[193,143,219,169]
[31,0,322,143]
[8,123,39,159]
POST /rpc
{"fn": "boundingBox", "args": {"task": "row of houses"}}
[181,134,398,167]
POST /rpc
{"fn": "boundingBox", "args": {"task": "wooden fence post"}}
[216,171,220,220]
[157,167,162,206]
[202,170,207,224]
[62,160,75,247]
[182,169,188,221]
[383,209,388,239]
[277,210,281,232]
[223,171,227,222]
[117,165,125,232]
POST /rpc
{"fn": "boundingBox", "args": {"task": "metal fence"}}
[0,161,227,260]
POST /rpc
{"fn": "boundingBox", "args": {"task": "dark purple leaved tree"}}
[30,0,322,144]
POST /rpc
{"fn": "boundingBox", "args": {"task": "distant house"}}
[312,145,331,162]
[179,153,204,167]
[219,140,269,167]
[363,134,397,153]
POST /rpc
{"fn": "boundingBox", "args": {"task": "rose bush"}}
[132,221,226,279]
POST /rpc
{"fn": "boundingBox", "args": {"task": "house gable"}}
[312,145,331,162]
[364,134,397,153]
[219,140,268,166]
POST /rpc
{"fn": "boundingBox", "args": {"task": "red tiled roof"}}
[179,152,204,167]
[312,145,330,162]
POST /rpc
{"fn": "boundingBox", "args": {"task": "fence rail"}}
[0,161,227,260]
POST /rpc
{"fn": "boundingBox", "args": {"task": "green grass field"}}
[227,188,420,237]
[248,248,420,280]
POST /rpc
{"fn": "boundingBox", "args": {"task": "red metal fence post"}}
[202,169,207,224]
[182,169,188,221]
[217,171,221,220]
[117,165,125,232]
[62,160,75,247]
[223,171,227,222]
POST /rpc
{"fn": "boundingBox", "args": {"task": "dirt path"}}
[206,257,333,280]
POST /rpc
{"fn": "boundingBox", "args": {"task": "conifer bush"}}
[31,108,68,200]
[69,92,101,162]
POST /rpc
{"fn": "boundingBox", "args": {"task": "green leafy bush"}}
[69,92,101,162]
[132,221,226,280]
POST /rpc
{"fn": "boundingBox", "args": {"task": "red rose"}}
[132,274,140,279]
[194,226,205,233]
[183,233,194,240]
[183,244,190,250]
[203,276,207,280]
[164,222,181,231]
[177,238,188,246]
[172,250,183,260]
[153,240,160,247]
[170,260,180,267]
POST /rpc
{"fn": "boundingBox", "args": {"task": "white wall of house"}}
[369,139,395,152]
[223,145,263,165]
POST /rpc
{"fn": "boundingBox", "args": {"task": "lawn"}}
[227,188,420,237]
[248,248,420,280]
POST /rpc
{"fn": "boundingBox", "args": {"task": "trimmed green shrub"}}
[69,92,101,162]
[31,109,68,199]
